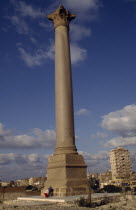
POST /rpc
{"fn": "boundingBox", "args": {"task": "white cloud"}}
[70,44,87,64]
[0,153,15,165]
[79,150,109,160]
[79,150,136,173]
[102,105,136,136]
[79,150,110,173]
[0,153,41,165]
[19,41,87,67]
[45,44,55,60]
[30,37,37,44]
[75,108,90,116]
[18,48,46,67]
[63,0,100,13]
[0,153,48,180]
[104,136,136,148]
[10,15,29,34]
[39,22,51,30]
[44,1,100,66]
[102,105,136,147]
[130,151,136,172]
[8,1,95,66]
[8,0,45,35]
[11,0,44,18]
[0,150,135,180]
[0,151,110,180]
[0,123,12,136]
[91,132,108,139]
[0,123,56,149]
[70,24,91,41]
[6,1,101,67]
[60,0,101,22]
[18,43,54,67]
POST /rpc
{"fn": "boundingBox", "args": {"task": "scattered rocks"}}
[0,199,136,210]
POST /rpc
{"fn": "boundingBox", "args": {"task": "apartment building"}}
[110,147,132,182]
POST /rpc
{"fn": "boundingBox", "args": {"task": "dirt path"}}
[0,199,136,210]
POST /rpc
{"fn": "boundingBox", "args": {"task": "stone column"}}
[41,5,88,197]
[48,5,77,155]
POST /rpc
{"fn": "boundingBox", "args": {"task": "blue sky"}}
[0,0,136,181]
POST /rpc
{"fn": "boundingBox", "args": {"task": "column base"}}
[55,146,78,154]
[41,153,89,197]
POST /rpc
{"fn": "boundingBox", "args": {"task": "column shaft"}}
[55,25,77,154]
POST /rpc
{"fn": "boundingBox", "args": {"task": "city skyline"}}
[0,0,136,180]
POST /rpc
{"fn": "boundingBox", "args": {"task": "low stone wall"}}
[0,187,40,201]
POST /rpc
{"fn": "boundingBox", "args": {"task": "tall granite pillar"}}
[42,5,88,197]
[55,19,77,155]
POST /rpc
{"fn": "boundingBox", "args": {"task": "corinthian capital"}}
[48,5,76,29]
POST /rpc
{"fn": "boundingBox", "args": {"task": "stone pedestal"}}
[41,5,88,197]
[42,153,88,196]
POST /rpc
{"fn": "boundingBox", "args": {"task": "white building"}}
[110,147,132,181]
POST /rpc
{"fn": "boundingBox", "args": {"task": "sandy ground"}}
[0,199,136,210]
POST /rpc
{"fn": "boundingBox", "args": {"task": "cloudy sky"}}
[0,0,136,181]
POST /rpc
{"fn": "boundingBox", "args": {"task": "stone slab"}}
[18,193,120,203]
[18,196,66,203]
[43,153,88,196]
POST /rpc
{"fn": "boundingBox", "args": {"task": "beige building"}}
[99,170,112,188]
[14,178,29,187]
[29,177,46,188]
[87,173,99,180]
[130,172,136,188]
[14,180,22,186]
[110,147,132,182]
[20,178,29,186]
[0,182,11,187]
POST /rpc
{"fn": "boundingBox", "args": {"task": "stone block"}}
[41,153,89,196]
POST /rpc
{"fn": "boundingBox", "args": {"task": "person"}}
[48,186,54,196]
[44,186,54,197]
[44,188,49,197]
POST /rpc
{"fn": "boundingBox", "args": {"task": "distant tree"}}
[88,177,99,191]
[87,177,100,205]
[103,185,122,193]
[26,185,33,190]
[32,186,38,191]
[95,188,104,193]
[125,187,131,192]
[133,187,136,195]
